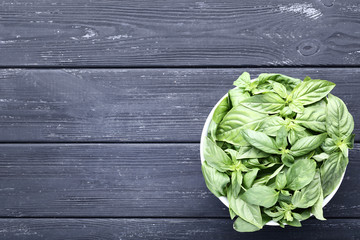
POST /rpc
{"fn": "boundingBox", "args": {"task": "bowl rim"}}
[200,90,346,226]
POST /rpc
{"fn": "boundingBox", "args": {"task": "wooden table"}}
[0,0,359,239]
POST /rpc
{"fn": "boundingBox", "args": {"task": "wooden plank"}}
[0,218,359,239]
[0,143,358,217]
[0,68,359,142]
[0,0,359,66]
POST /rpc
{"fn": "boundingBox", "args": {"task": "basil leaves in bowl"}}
[200,73,355,232]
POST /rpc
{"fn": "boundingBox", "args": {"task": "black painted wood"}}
[0,0,359,66]
[0,143,358,217]
[0,218,359,240]
[0,68,359,142]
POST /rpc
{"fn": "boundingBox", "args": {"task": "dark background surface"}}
[0,0,359,239]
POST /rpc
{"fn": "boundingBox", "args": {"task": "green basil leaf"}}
[243,169,259,189]
[233,72,251,87]
[292,212,303,221]
[275,215,287,224]
[280,190,291,197]
[280,106,294,117]
[241,92,286,114]
[241,185,279,208]
[275,172,286,190]
[280,201,293,210]
[252,84,273,95]
[295,100,326,132]
[264,207,284,218]
[207,120,217,142]
[289,79,335,105]
[231,171,243,198]
[272,82,288,98]
[286,158,316,190]
[287,126,312,146]
[233,216,261,232]
[249,77,274,95]
[290,133,327,157]
[253,164,284,186]
[289,100,304,113]
[216,105,267,145]
[312,152,329,162]
[247,80,260,92]
[257,73,301,91]
[298,208,312,221]
[257,116,285,137]
[267,155,282,164]
[275,171,287,190]
[321,151,348,197]
[311,187,326,220]
[201,161,230,197]
[340,134,355,158]
[321,138,338,154]
[212,96,231,124]
[344,134,355,149]
[339,143,349,158]
[326,94,354,139]
[281,153,294,167]
[276,126,288,149]
[243,159,276,170]
[225,149,239,164]
[203,137,234,172]
[228,190,263,228]
[228,88,250,107]
[280,202,294,212]
[284,219,302,227]
[237,146,269,159]
[264,208,284,218]
[241,129,280,154]
[292,172,321,208]
[216,141,225,148]
[303,76,311,82]
[261,213,272,226]
[229,208,237,220]
[284,211,294,222]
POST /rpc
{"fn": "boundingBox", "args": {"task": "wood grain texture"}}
[0,218,359,240]
[0,143,358,217]
[0,68,359,142]
[0,0,360,66]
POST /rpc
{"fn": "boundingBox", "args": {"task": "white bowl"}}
[200,91,346,226]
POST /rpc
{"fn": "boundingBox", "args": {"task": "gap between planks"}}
[0,141,201,144]
[0,216,358,220]
[1,65,360,70]
[0,141,358,144]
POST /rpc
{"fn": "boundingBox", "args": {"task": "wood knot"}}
[297,40,320,56]
[321,0,334,7]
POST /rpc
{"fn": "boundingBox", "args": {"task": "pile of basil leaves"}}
[202,73,355,232]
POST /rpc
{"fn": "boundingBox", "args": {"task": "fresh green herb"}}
[201,73,355,232]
